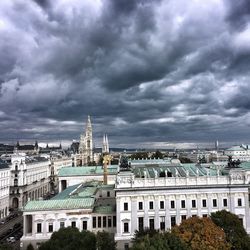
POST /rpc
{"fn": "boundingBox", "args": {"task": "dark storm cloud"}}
[1,0,250,147]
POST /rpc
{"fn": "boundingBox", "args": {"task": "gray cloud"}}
[0,0,250,148]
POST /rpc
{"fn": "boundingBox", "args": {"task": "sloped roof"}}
[24,198,95,211]
[58,165,118,177]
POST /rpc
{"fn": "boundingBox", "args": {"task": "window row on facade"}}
[36,220,88,234]
[92,215,116,228]
[123,197,244,211]
[122,213,243,233]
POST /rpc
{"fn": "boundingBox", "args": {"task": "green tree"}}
[27,244,35,250]
[39,227,96,250]
[0,244,13,250]
[130,152,149,160]
[96,231,116,250]
[179,157,192,163]
[172,216,230,250]
[151,150,164,159]
[211,210,250,250]
[132,229,189,250]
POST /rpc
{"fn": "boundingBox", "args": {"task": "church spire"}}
[102,133,109,154]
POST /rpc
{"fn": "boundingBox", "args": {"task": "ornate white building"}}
[0,159,10,219]
[114,161,250,249]
[21,182,116,249]
[20,159,250,250]
[9,154,51,210]
[77,116,94,165]
[224,144,250,161]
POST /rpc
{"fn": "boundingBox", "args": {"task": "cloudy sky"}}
[0,0,250,148]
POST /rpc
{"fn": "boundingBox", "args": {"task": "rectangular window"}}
[60,222,65,228]
[37,223,42,233]
[160,216,165,231]
[170,200,175,209]
[108,216,112,227]
[103,216,107,228]
[113,216,116,227]
[124,202,128,211]
[82,221,87,230]
[138,217,144,231]
[48,223,53,233]
[238,198,242,207]
[124,222,129,233]
[93,217,96,228]
[171,216,176,227]
[239,218,243,225]
[149,218,154,230]
[223,198,228,207]
[160,201,165,209]
[107,191,110,197]
[213,199,217,207]
[181,200,185,208]
[98,216,102,228]
[124,243,129,250]
[71,221,76,228]
[138,202,143,210]
[202,199,207,207]
[149,201,154,210]
[192,200,196,208]
[202,214,208,218]
[181,215,186,221]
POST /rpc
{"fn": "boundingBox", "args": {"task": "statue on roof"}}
[119,155,131,171]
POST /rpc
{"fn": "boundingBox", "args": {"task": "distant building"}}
[225,144,250,161]
[0,159,10,219]
[102,134,109,154]
[76,116,94,166]
[9,154,51,210]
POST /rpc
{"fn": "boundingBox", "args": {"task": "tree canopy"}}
[39,227,111,250]
[211,210,250,250]
[172,216,231,250]
[132,229,189,250]
[96,231,116,250]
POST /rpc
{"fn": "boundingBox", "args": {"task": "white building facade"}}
[21,182,116,249]
[225,144,250,161]
[10,154,51,209]
[115,165,250,249]
[0,159,10,219]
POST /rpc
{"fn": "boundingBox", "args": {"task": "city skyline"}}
[1,0,250,147]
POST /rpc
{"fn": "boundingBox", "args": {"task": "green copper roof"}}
[239,162,250,170]
[24,198,95,211]
[58,165,118,177]
[133,163,218,178]
[226,146,244,151]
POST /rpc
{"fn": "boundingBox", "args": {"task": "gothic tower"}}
[102,134,109,154]
[79,116,94,165]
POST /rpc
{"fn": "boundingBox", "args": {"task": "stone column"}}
[43,214,46,236]
[144,196,149,228]
[197,194,201,217]
[229,193,235,213]
[154,196,159,229]
[165,195,170,229]
[131,196,137,234]
[244,193,250,232]
[116,197,121,236]
[176,195,181,224]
